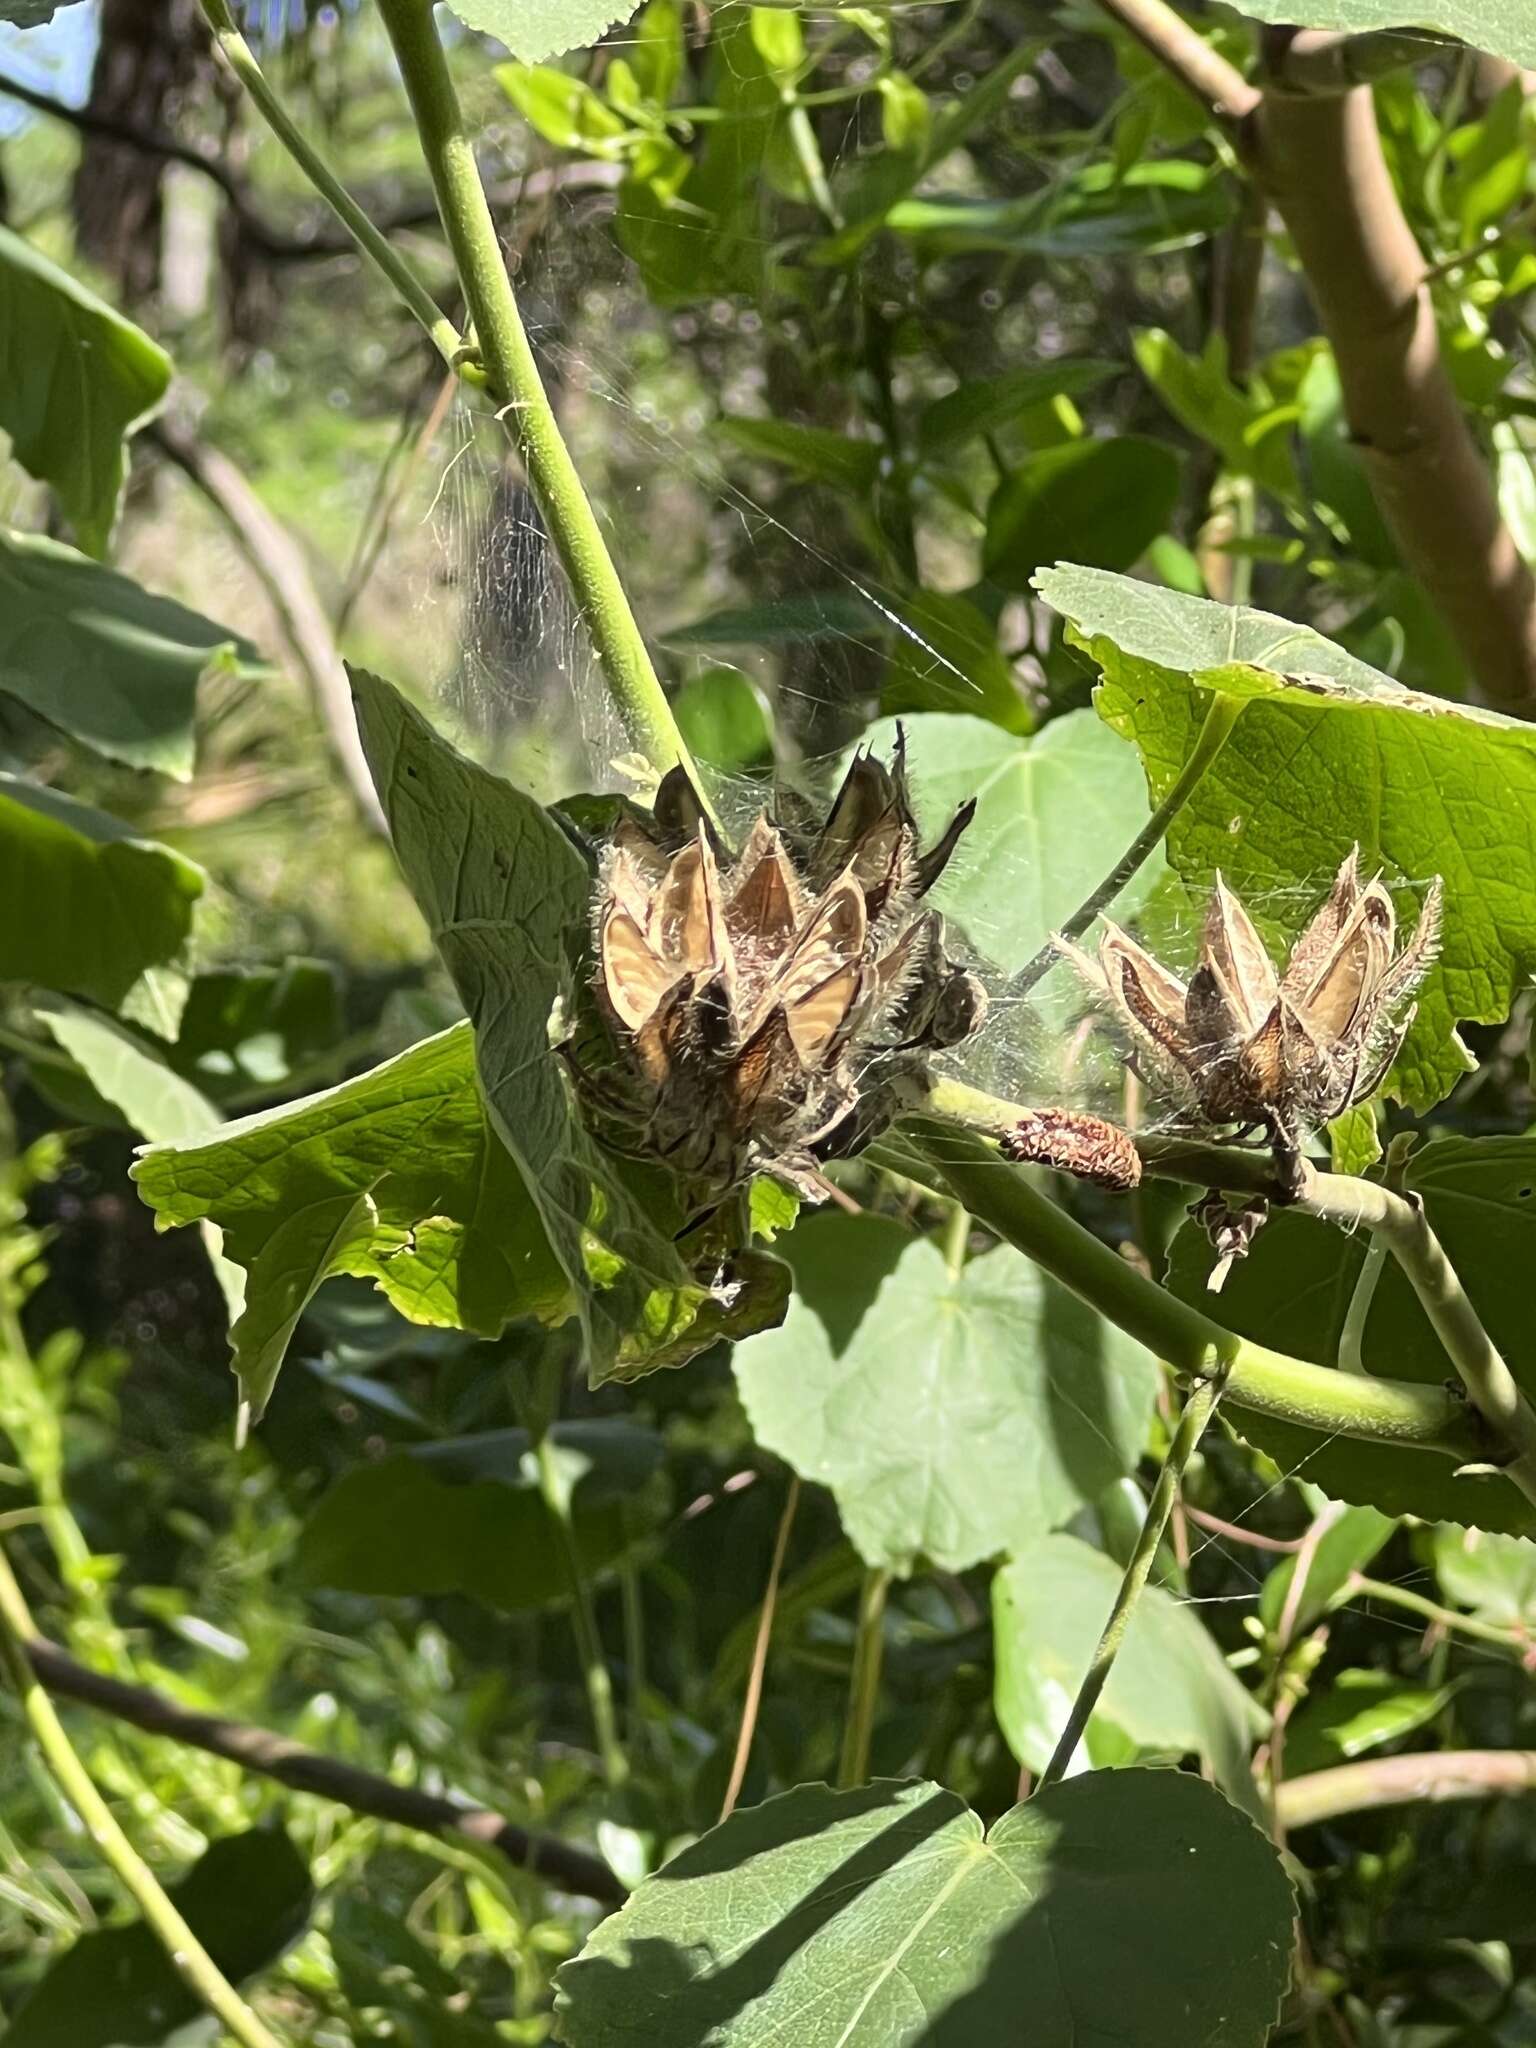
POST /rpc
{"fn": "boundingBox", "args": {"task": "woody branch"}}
[1090,0,1536,716]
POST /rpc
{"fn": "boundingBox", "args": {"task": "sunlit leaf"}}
[1038,563,1536,1108]
[736,1215,1157,1573]
[0,775,203,1012]
[554,1771,1295,2047]
[1229,0,1535,69]
[133,1022,570,1417]
[442,0,642,62]
[0,528,252,779]
[993,1533,1266,1810]
[0,226,170,557]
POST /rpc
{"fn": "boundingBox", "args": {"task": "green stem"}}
[1039,1365,1225,1790]
[942,1200,970,1277]
[0,1542,282,2048]
[517,1358,628,1790]
[895,1122,1488,1462]
[374,0,704,793]
[1012,692,1243,995]
[837,1568,892,1789]
[1345,1573,1530,1653]
[196,0,468,375]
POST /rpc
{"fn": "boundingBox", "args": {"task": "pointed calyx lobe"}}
[1059,849,1442,1190]
[582,739,985,1196]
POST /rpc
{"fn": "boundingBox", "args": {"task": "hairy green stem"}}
[0,1542,282,2048]
[1039,1365,1225,1789]
[1011,693,1243,995]
[837,1568,892,1789]
[896,1122,1487,1462]
[197,0,468,374]
[374,0,703,792]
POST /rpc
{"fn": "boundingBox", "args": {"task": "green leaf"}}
[860,708,1164,978]
[331,1897,504,2047]
[735,1215,1157,1574]
[0,226,171,558]
[554,1770,1295,2047]
[881,589,1029,732]
[6,1828,311,2047]
[718,416,883,496]
[1282,1669,1457,1780]
[1227,0,1536,71]
[993,1532,1266,1809]
[1165,1135,1536,1534]
[0,775,204,1012]
[1328,1103,1382,1175]
[1133,328,1300,503]
[887,162,1233,258]
[443,0,642,63]
[673,666,774,771]
[350,669,716,1385]
[628,0,684,105]
[916,359,1118,455]
[297,1420,663,1612]
[1037,564,1536,1109]
[169,958,343,1101]
[985,439,1182,592]
[0,2,66,21]
[496,62,631,151]
[1433,1523,1536,1626]
[38,1005,220,1145]
[132,1021,569,1418]
[0,528,252,780]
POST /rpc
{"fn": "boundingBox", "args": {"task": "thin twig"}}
[0,1546,283,2048]
[1186,1506,1303,1554]
[1039,1361,1226,1788]
[22,1635,625,1903]
[1091,0,1259,128]
[720,1476,800,1821]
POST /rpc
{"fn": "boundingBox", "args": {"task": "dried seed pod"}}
[1001,1108,1142,1191]
[578,736,987,1198]
[1058,849,1442,1189]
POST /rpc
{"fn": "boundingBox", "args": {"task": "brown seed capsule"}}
[575,735,987,1198]
[1056,849,1441,1190]
[1001,1107,1142,1191]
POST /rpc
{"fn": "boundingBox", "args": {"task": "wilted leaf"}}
[993,1533,1266,1809]
[554,1771,1295,2048]
[0,775,203,1012]
[0,227,170,556]
[133,1022,569,1417]
[735,1215,1157,1574]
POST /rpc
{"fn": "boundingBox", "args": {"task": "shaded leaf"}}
[985,438,1182,592]
[993,1532,1266,1809]
[297,1419,664,1612]
[1165,1135,1536,1535]
[0,528,252,779]
[662,590,882,646]
[554,1771,1294,2047]
[673,666,774,772]
[881,589,1028,732]
[6,1829,310,2047]
[717,416,882,497]
[133,1022,569,1417]
[0,775,203,1012]
[0,226,170,557]
[735,1216,1157,1574]
[1037,563,1536,1108]
[916,360,1118,454]
[1283,1669,1458,1779]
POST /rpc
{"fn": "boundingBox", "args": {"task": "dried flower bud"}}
[579,736,986,1197]
[1057,849,1441,1188]
[1001,1107,1142,1191]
